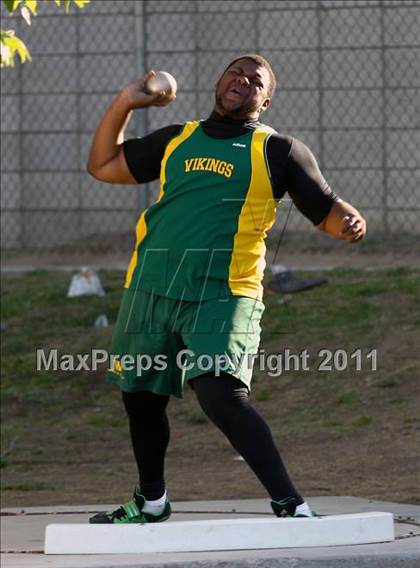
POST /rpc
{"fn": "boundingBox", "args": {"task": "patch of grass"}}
[64,432,79,441]
[352,416,373,427]
[322,418,342,428]
[374,364,420,388]
[188,410,208,425]
[86,414,125,428]
[376,378,399,389]
[336,391,358,405]
[404,417,420,424]
[264,268,420,345]
[389,398,407,406]
[262,288,382,343]
[344,281,390,296]
[255,388,270,401]
[103,468,117,477]
[285,405,328,426]
[1,481,56,492]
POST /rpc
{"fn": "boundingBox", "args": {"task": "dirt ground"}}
[1,267,419,509]
[2,358,419,508]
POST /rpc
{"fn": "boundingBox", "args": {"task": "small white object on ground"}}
[94,314,108,328]
[67,268,105,298]
[270,264,289,275]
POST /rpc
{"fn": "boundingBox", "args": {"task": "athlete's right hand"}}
[120,70,176,109]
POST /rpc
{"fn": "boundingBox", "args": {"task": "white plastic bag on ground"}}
[67,268,105,298]
[94,314,108,328]
[270,264,289,275]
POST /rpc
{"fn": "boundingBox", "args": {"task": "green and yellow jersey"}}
[125,121,277,301]
[123,112,338,302]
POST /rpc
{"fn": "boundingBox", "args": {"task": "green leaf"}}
[54,0,89,11]
[3,0,22,13]
[9,34,31,62]
[0,29,15,39]
[1,29,15,66]
[1,0,88,68]
[0,29,31,66]
[3,0,14,12]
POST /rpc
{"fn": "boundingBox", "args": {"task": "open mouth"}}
[225,87,244,100]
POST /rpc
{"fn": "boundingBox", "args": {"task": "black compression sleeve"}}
[123,124,184,183]
[283,139,338,225]
[268,136,339,225]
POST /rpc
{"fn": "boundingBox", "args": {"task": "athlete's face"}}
[214,59,271,120]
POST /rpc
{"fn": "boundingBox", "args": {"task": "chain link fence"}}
[1,0,419,260]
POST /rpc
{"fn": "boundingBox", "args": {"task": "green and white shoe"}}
[89,485,171,524]
[271,497,316,518]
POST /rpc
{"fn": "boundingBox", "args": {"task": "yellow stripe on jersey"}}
[160,121,201,188]
[228,127,277,300]
[124,121,200,289]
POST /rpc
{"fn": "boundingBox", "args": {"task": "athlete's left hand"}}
[317,200,367,242]
[339,213,367,242]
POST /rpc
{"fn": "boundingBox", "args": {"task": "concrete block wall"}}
[1,0,419,251]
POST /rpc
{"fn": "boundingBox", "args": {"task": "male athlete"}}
[87,54,366,524]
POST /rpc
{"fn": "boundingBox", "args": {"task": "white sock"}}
[142,491,167,514]
[295,501,311,515]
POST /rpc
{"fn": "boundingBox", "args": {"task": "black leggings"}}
[122,373,303,504]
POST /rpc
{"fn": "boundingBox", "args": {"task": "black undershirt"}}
[123,111,339,225]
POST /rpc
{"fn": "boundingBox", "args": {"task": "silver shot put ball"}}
[145,71,177,99]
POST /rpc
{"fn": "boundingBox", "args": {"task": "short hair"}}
[220,54,277,98]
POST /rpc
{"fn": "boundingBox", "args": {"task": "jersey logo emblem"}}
[184,157,234,179]
[232,142,246,148]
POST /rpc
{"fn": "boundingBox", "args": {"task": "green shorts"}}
[107,288,265,398]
